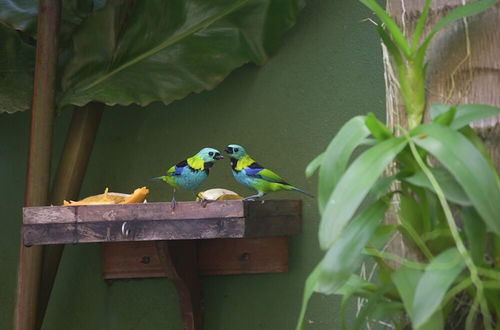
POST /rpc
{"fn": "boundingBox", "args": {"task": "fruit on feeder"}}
[63,187,149,205]
[196,188,243,202]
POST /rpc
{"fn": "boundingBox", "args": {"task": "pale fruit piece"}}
[64,187,149,206]
[196,188,243,201]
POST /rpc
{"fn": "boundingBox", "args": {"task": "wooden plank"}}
[102,241,167,279]
[245,199,302,217]
[102,238,289,279]
[23,206,76,225]
[22,200,302,245]
[198,237,288,275]
[244,200,301,237]
[24,218,245,246]
[23,200,245,224]
[245,215,301,237]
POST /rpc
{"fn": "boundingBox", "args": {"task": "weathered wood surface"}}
[198,237,289,275]
[156,241,202,330]
[102,237,289,279]
[23,200,301,246]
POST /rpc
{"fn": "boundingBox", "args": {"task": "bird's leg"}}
[171,188,177,210]
[200,199,212,208]
[243,192,265,201]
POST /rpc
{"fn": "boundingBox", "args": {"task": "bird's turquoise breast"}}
[232,170,258,190]
[175,168,208,190]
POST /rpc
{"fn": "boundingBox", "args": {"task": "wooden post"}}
[37,103,104,329]
[156,241,202,330]
[13,1,61,329]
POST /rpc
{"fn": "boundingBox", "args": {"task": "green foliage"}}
[0,23,34,113]
[0,0,304,113]
[298,1,500,329]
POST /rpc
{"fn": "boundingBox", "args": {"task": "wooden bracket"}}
[156,241,201,330]
[22,199,302,329]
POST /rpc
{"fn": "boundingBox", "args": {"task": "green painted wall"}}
[0,1,385,329]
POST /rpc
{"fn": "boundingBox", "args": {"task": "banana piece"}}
[64,187,149,205]
[196,188,243,201]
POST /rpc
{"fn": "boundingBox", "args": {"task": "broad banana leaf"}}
[0,23,34,113]
[0,0,37,34]
[0,0,104,113]
[1,0,304,112]
[59,0,305,108]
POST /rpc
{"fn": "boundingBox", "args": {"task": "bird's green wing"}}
[255,168,288,184]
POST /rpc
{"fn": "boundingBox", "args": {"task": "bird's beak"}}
[224,147,233,154]
[214,153,223,160]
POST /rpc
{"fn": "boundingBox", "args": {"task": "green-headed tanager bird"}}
[151,147,223,208]
[224,144,313,200]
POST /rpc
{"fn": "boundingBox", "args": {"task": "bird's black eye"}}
[234,148,239,152]
[208,152,214,156]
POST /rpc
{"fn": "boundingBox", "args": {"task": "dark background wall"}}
[0,1,385,329]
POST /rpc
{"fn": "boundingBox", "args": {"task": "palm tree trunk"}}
[384,0,500,319]
[385,0,499,166]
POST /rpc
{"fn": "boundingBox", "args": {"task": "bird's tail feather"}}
[290,186,314,198]
[149,176,165,181]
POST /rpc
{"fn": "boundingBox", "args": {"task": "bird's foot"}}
[171,198,177,211]
[243,193,264,201]
[198,198,213,208]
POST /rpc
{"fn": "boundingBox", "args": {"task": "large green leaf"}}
[316,200,388,294]
[59,0,304,108]
[337,275,378,330]
[0,0,106,113]
[0,0,109,36]
[0,22,34,113]
[319,137,407,249]
[392,266,445,330]
[412,123,500,235]
[430,104,500,129]
[317,116,370,212]
[364,112,392,141]
[416,0,498,64]
[296,262,322,330]
[359,0,410,56]
[404,167,471,206]
[392,267,422,316]
[412,248,465,328]
[352,284,403,330]
[305,152,323,178]
[400,193,424,235]
[0,0,37,34]
[461,207,487,267]
[424,0,498,49]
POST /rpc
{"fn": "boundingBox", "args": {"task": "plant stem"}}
[399,222,434,261]
[36,103,104,329]
[363,248,427,270]
[443,278,473,306]
[477,267,500,281]
[13,1,61,329]
[407,137,492,330]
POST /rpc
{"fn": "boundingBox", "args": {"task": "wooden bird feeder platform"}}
[22,199,301,330]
